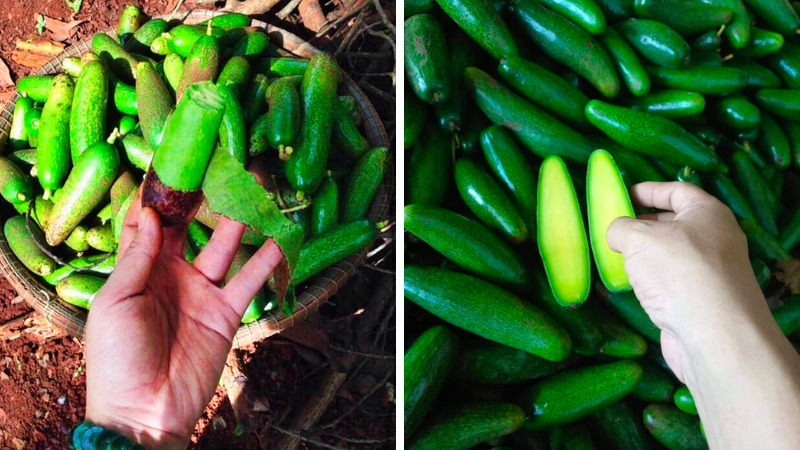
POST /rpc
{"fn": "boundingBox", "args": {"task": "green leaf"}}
[65,0,83,13]
[36,15,45,35]
[202,149,303,305]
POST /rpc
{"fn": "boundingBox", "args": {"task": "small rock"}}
[12,437,27,450]
[42,393,50,402]
[57,395,67,405]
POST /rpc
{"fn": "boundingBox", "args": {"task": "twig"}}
[224,0,283,14]
[271,425,346,450]
[276,0,304,20]
[318,370,394,429]
[358,81,394,104]
[370,0,395,35]
[362,263,395,275]
[321,433,395,444]
[328,344,395,359]
[314,0,372,37]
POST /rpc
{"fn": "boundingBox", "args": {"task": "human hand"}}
[606,181,769,382]
[83,191,283,449]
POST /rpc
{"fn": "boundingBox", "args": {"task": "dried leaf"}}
[41,15,86,42]
[775,259,800,294]
[15,37,65,55]
[11,50,52,69]
[0,56,12,88]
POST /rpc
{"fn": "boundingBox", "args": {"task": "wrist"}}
[84,412,188,450]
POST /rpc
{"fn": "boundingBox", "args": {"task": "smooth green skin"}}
[92,33,138,84]
[404,15,452,103]
[758,113,791,169]
[404,326,459,439]
[587,150,634,292]
[498,56,590,127]
[163,53,185,93]
[540,0,607,34]
[121,134,153,171]
[646,65,748,95]
[633,0,733,36]
[217,84,246,164]
[677,166,703,187]
[617,19,690,68]
[25,108,41,148]
[201,12,250,27]
[597,309,648,358]
[264,77,300,151]
[433,35,475,132]
[586,100,723,172]
[742,0,800,35]
[632,361,676,402]
[643,404,708,449]
[592,135,666,183]
[751,258,771,289]
[343,147,387,222]
[136,62,174,149]
[231,31,268,58]
[405,265,572,361]
[735,27,784,58]
[241,73,269,126]
[436,0,518,60]
[725,59,782,88]
[452,337,561,384]
[37,74,74,197]
[705,0,750,49]
[628,90,705,119]
[251,58,310,77]
[740,219,792,260]
[187,220,213,255]
[248,113,271,156]
[176,34,221,101]
[690,51,722,67]
[43,254,117,286]
[406,0,435,15]
[0,156,33,204]
[766,44,800,89]
[595,0,633,20]
[754,89,800,120]
[9,96,32,150]
[223,245,270,324]
[339,95,360,125]
[407,124,451,207]
[216,56,250,97]
[409,402,525,450]
[404,87,428,149]
[673,385,698,415]
[333,97,369,159]
[46,141,120,246]
[455,158,528,243]
[294,220,376,284]
[311,177,338,236]
[589,401,650,450]
[113,80,138,116]
[151,82,225,191]
[599,27,650,97]
[404,204,532,287]
[715,95,761,130]
[773,295,800,334]
[4,216,57,276]
[117,5,143,44]
[523,361,643,429]
[465,67,594,162]
[549,421,595,450]
[56,274,105,310]
[708,173,757,222]
[731,150,779,236]
[18,75,54,102]
[780,204,800,251]
[510,0,620,98]
[457,109,491,155]
[162,25,225,57]
[123,18,168,54]
[69,62,109,163]
[286,54,340,194]
[64,225,90,252]
[31,195,52,228]
[691,30,722,52]
[785,120,800,167]
[118,115,137,136]
[685,123,722,147]
[480,125,538,229]
[8,149,37,169]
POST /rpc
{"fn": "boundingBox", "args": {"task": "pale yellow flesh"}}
[587,149,634,292]
[537,156,590,306]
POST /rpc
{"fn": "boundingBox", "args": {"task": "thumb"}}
[97,207,163,303]
[607,216,651,254]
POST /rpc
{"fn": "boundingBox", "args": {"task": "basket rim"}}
[0,9,394,348]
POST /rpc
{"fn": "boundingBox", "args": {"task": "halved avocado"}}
[537,156,590,306]
[587,149,634,292]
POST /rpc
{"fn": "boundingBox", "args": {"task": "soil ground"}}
[0,0,396,448]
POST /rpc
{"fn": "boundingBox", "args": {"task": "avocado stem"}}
[16,192,27,202]
[43,188,51,201]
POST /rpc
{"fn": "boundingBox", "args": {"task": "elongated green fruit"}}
[163,53,184,94]
[121,134,154,171]
[286,53,340,194]
[643,404,707,449]
[453,337,561,384]
[708,173,757,221]
[294,220,376,283]
[409,402,525,450]
[600,27,651,97]
[591,135,665,183]
[539,0,606,34]
[646,65,748,95]
[405,326,459,438]
[117,5,143,44]
[159,24,225,57]
[585,100,723,172]
[589,401,650,450]
[436,0,518,59]
[7,149,36,170]
[497,56,590,127]
[143,82,225,226]
[632,361,676,402]
[617,19,689,68]
[43,254,117,286]
[705,0,750,49]
[404,14,451,103]
[0,156,33,204]
[405,265,572,361]
[781,205,800,251]
[740,219,792,260]
[765,44,800,89]
[634,0,732,36]
[231,31,269,58]
[538,156,590,306]
[57,275,105,310]
[216,56,251,97]
[404,204,532,287]
[523,361,643,429]
[758,113,791,169]
[433,34,475,132]
[716,95,761,130]
[605,290,660,342]
[549,422,594,450]
[136,62,174,149]
[117,115,137,137]
[754,89,800,120]
[64,225,90,252]
[587,150,634,292]
[4,215,57,276]
[25,108,41,148]
[18,75,54,102]
[510,0,620,98]
[731,150,779,236]
[333,97,369,159]
[176,34,221,101]
[217,84,246,164]
[37,74,74,199]
[86,224,116,252]
[690,50,723,67]
[455,158,528,243]
[465,67,594,162]
[265,76,300,156]
[725,59,782,88]
[311,177,338,236]
[201,12,250,27]
[408,124,451,207]
[673,385,698,415]
[223,245,271,324]
[70,61,109,163]
[93,33,138,83]
[628,90,705,119]
[251,57,310,77]
[343,147,387,221]
[241,73,269,126]
[773,295,800,334]
[46,140,120,246]
[124,18,168,54]
[742,0,799,35]
[596,0,633,20]
[9,97,32,150]
[404,87,428,149]
[735,27,784,58]
[113,80,138,115]
[691,30,722,52]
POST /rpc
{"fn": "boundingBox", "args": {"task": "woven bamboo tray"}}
[0,10,393,348]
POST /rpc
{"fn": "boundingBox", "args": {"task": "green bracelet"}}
[69,422,145,450]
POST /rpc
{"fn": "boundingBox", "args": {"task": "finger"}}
[223,239,283,314]
[95,207,162,304]
[193,217,246,283]
[630,182,711,213]
[117,188,144,260]
[607,216,662,254]
[636,211,677,221]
